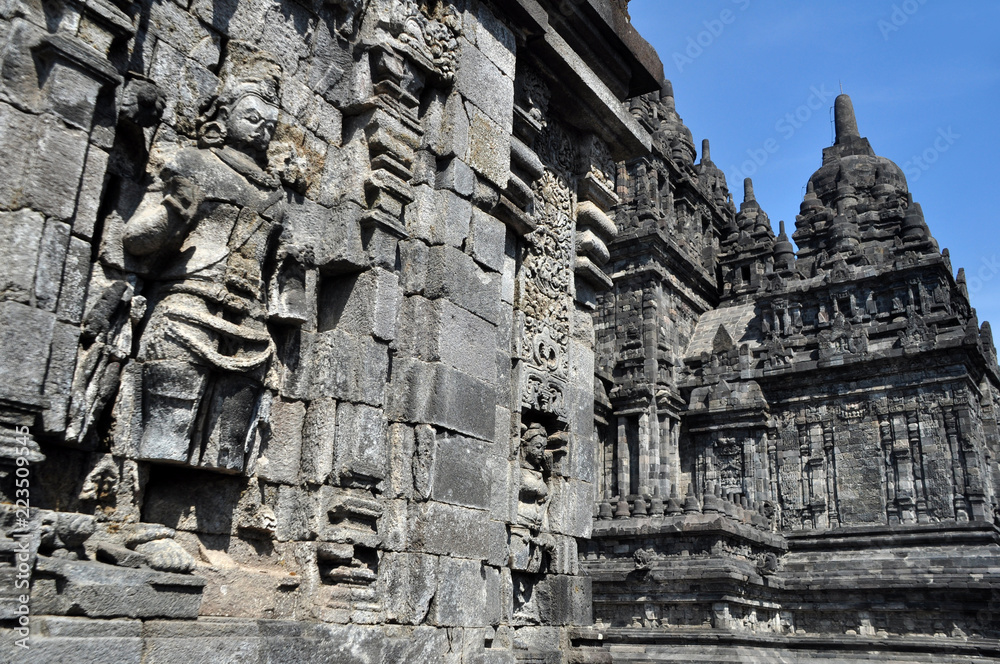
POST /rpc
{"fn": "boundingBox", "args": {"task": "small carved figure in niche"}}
[892,295,905,313]
[510,421,565,576]
[518,423,552,529]
[781,308,792,336]
[933,279,951,313]
[120,43,299,472]
[765,336,793,367]
[865,291,877,318]
[848,326,870,355]
[817,304,830,324]
[791,306,803,332]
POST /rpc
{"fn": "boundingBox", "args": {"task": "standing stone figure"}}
[509,422,558,577]
[518,422,552,528]
[121,44,290,473]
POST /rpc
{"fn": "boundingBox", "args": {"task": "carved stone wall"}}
[1,1,998,662]
[0,0,659,661]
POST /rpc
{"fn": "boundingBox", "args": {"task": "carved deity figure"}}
[121,44,293,472]
[518,423,552,528]
[865,291,877,317]
[509,422,563,577]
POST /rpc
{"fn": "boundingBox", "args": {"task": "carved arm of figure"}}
[123,171,205,257]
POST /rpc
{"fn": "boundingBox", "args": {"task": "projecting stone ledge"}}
[565,628,1000,664]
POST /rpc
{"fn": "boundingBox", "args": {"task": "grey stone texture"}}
[0,0,996,663]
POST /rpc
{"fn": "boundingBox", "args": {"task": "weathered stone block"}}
[72,145,109,241]
[430,432,495,510]
[379,552,438,625]
[56,235,92,324]
[396,296,497,384]
[257,399,305,484]
[43,62,102,131]
[300,397,336,484]
[143,472,242,535]
[387,423,414,499]
[380,497,408,552]
[318,268,402,342]
[457,40,513,134]
[33,217,71,312]
[148,0,220,61]
[383,626,450,662]
[407,185,472,248]
[472,3,516,78]
[409,501,490,559]
[0,208,44,304]
[536,575,592,626]
[0,102,35,211]
[436,157,476,198]
[428,557,489,626]
[399,238,429,295]
[466,103,510,190]
[387,358,497,442]
[546,478,594,539]
[284,197,366,274]
[469,209,506,273]
[32,557,205,619]
[0,301,54,404]
[311,329,389,406]
[41,320,80,433]
[22,617,143,664]
[147,39,219,135]
[273,484,321,542]
[425,89,470,159]
[334,402,388,482]
[425,244,501,324]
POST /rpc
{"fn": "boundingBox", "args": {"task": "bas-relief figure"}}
[120,44,294,473]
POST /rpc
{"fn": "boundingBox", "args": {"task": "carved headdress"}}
[198,42,282,147]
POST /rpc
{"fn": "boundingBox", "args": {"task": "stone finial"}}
[682,484,701,514]
[649,486,664,517]
[598,495,614,520]
[834,93,861,144]
[701,138,711,163]
[632,496,648,517]
[614,496,632,519]
[660,79,676,111]
[702,482,723,514]
[665,485,683,516]
[744,178,756,203]
[774,220,795,269]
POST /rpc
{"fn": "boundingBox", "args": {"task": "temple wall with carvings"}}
[0,0,662,660]
[1,1,998,662]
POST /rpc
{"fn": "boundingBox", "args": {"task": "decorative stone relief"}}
[115,43,299,473]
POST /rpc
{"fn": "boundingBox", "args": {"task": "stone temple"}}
[0,0,997,661]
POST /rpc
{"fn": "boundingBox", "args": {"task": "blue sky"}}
[628,0,1000,326]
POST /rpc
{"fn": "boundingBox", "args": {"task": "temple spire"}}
[834,93,860,144]
[702,138,711,163]
[744,177,755,203]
